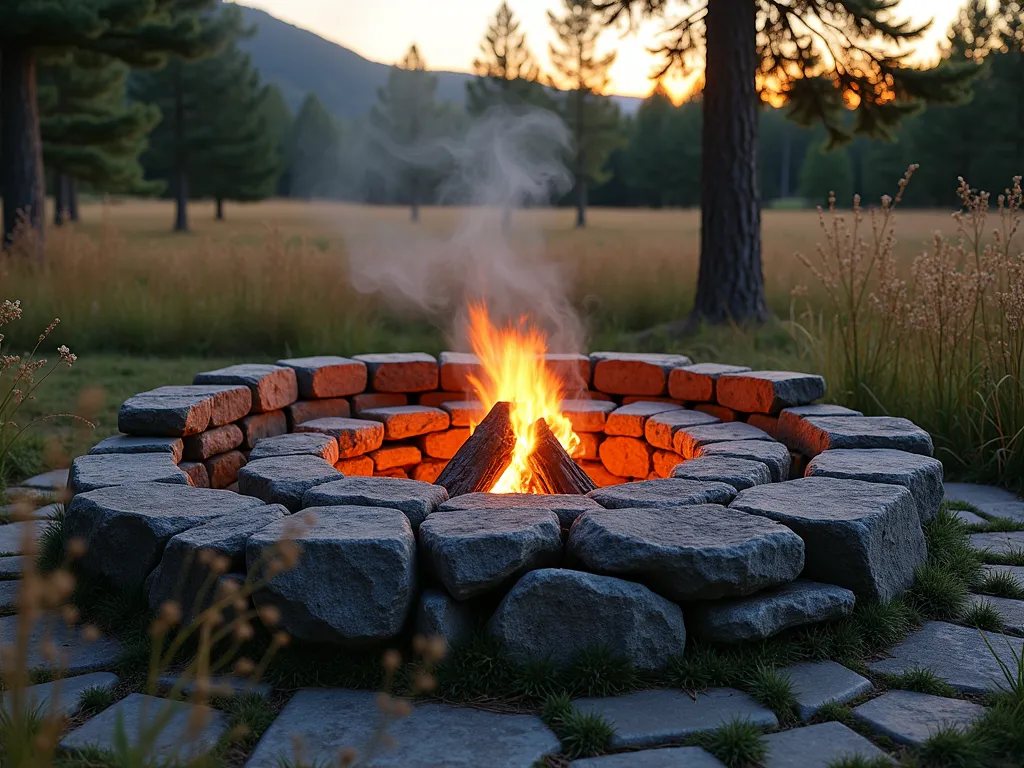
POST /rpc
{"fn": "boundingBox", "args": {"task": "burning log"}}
[434,401,516,497]
[527,418,598,495]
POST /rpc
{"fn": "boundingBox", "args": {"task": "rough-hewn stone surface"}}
[285,398,352,427]
[419,508,562,599]
[588,478,737,510]
[204,450,247,489]
[369,444,422,470]
[668,363,752,402]
[66,484,264,591]
[970,530,1024,556]
[867,620,1024,693]
[178,461,210,488]
[746,414,779,438]
[237,410,288,450]
[590,352,693,396]
[1,671,118,719]
[806,448,943,523]
[580,460,628,488]
[688,580,855,643]
[0,614,122,675]
[194,364,298,412]
[673,422,775,459]
[716,371,827,414]
[68,453,191,494]
[350,392,407,413]
[693,404,740,423]
[651,450,683,478]
[335,456,374,476]
[561,399,619,432]
[359,405,450,439]
[277,356,367,399]
[731,477,926,601]
[248,432,340,464]
[416,588,476,646]
[295,417,384,458]
[571,747,726,767]
[762,722,889,768]
[852,690,986,746]
[418,428,470,459]
[245,688,560,768]
[671,456,772,490]
[489,568,685,670]
[574,688,777,749]
[789,415,934,458]
[644,410,720,450]
[568,505,803,601]
[411,459,446,483]
[237,456,339,511]
[438,351,482,392]
[438,492,603,529]
[441,400,485,428]
[353,352,439,393]
[697,440,793,483]
[600,436,654,478]
[776,404,864,449]
[302,476,448,528]
[605,402,684,437]
[247,506,416,643]
[182,424,243,461]
[88,434,184,463]
[783,661,873,721]
[118,385,251,437]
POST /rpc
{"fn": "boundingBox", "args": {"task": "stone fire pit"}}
[64,352,941,668]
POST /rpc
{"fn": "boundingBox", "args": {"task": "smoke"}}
[340,105,585,354]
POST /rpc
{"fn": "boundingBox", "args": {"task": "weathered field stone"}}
[966,594,1024,633]
[118,385,251,436]
[359,405,450,439]
[248,432,340,464]
[668,363,752,402]
[247,506,415,642]
[416,588,476,646]
[1,671,118,719]
[970,530,1024,556]
[806,448,944,523]
[369,444,421,470]
[351,392,407,412]
[673,422,774,459]
[0,614,122,674]
[776,404,863,449]
[145,504,287,619]
[867,620,1024,693]
[606,401,683,437]
[697,440,792,483]
[441,399,485,427]
[66,484,264,590]
[762,722,888,768]
[277,355,366,399]
[852,690,986,746]
[418,428,470,459]
[789,415,934,458]
[237,456,339,511]
[569,505,803,601]
[419,508,562,599]
[88,434,184,463]
[651,450,683,478]
[285,398,351,427]
[353,352,438,393]
[245,688,559,768]
[194,364,298,412]
[69,453,191,494]
[438,351,482,392]
[335,456,374,476]
[695,404,741,423]
[746,414,779,438]
[688,580,855,643]
[643,410,720,450]
[204,450,247,489]
[572,431,602,461]
[561,399,618,432]
[589,478,737,510]
[573,688,777,749]
[60,693,226,761]
[672,456,772,490]
[571,747,726,767]
[439,491,602,529]
[178,461,210,488]
[411,458,446,483]
[0,520,45,554]
[237,410,288,450]
[488,568,686,670]
[295,416,384,458]
[717,371,827,414]
[183,423,243,461]
[600,436,654,478]
[590,352,693,396]
[303,476,448,528]
[580,460,627,487]
[783,661,873,721]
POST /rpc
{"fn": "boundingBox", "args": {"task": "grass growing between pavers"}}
[685,718,768,768]
[541,693,615,759]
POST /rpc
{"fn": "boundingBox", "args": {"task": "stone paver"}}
[248,432,340,464]
[0,614,122,674]
[776,405,864,449]
[295,416,384,458]
[246,688,559,768]
[157,675,271,699]
[277,356,367,399]
[0,520,46,554]
[68,453,191,494]
[303,476,448,528]
[697,440,793,483]
[671,456,772,490]
[286,398,352,426]
[783,661,873,721]
[588,478,737,510]
[673,422,774,459]
[852,690,987,746]
[0,580,19,610]
[237,455,339,512]
[971,531,1024,557]
[19,469,70,490]
[194,363,298,412]
[1,671,118,718]
[967,594,1024,634]
[668,363,752,402]
[952,508,989,526]
[644,410,720,451]
[572,747,726,767]
[61,693,226,760]
[416,588,476,647]
[88,435,184,463]
[119,384,251,436]
[438,491,602,529]
[944,482,1024,520]
[762,722,889,767]
[982,564,1024,584]
[574,688,777,749]
[590,352,692,396]
[789,416,934,458]
[716,371,826,414]
[0,555,24,577]
[867,620,1024,693]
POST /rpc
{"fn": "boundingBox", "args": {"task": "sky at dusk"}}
[236,0,966,100]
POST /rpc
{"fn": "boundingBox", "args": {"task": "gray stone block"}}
[787,415,934,458]
[182,423,243,461]
[588,478,737,510]
[118,385,251,436]
[952,508,988,525]
[237,456,339,512]
[19,469,70,490]
[285,398,352,427]
[353,352,439,393]
[416,588,476,647]
[60,693,226,761]
[568,505,803,601]
[302,476,448,528]
[88,434,184,463]
[590,352,693,396]
[68,453,191,494]
[716,371,827,414]
[248,432,340,464]
[645,410,720,451]
[966,594,1024,633]
[245,688,559,768]
[671,456,773,490]
[419,508,562,599]
[0,520,45,554]
[295,416,384,458]
[65,483,264,591]
[668,363,753,402]
[157,675,271,699]
[806,448,944,523]
[277,355,367,399]
[1,671,118,719]
[247,506,416,643]
[851,690,986,746]
[571,747,726,767]
[696,440,793,483]
[673,422,775,459]
[0,555,23,577]
[0,580,18,610]
[867,620,1024,693]
[970,531,1024,556]
[605,401,684,438]
[194,363,298,412]
[574,688,777,749]
[438,491,603,529]
[731,477,926,601]
[776,404,863,449]
[762,722,890,768]
[487,568,686,671]
[688,580,855,644]
[783,661,873,721]
[0,614,122,675]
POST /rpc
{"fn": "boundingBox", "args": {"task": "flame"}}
[465,302,580,493]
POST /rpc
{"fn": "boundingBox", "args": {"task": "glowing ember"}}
[465,302,580,493]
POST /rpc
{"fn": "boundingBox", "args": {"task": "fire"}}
[465,303,580,493]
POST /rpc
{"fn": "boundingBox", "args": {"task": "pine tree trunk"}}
[68,178,79,222]
[690,0,768,326]
[576,86,587,228]
[173,61,189,233]
[215,198,224,221]
[1,45,46,257]
[54,172,69,227]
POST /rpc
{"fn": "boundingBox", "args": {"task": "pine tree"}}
[548,0,624,227]
[259,85,294,197]
[370,45,441,222]
[798,140,853,207]
[0,0,225,253]
[286,94,342,199]
[598,0,976,326]
[626,84,674,206]
[467,2,550,116]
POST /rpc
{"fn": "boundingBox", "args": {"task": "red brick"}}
[353,353,438,393]
[561,399,617,433]
[651,450,683,478]
[570,432,602,460]
[599,436,653,478]
[204,450,247,489]
[359,406,450,440]
[179,461,210,488]
[375,467,409,478]
[695,404,742,423]
[605,401,683,437]
[194,364,298,413]
[441,400,485,428]
[350,393,407,413]
[335,456,374,476]
[644,410,720,450]
[296,417,384,458]
[237,410,287,450]
[747,414,779,439]
[183,424,243,461]
[545,353,592,392]
[590,352,692,396]
[369,444,422,471]
[412,458,447,483]
[286,398,351,427]
[417,391,471,408]
[716,371,826,414]
[667,363,752,402]
[277,356,367,399]
[578,460,627,487]
[439,351,483,392]
[621,396,682,405]
[418,428,470,459]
